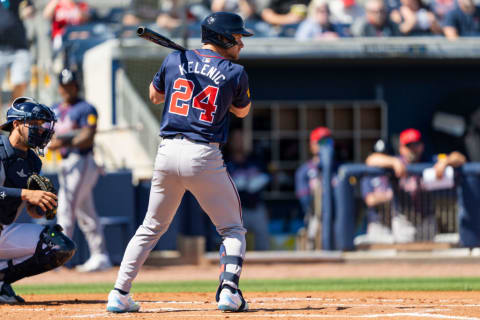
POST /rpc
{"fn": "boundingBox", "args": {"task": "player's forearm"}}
[149,82,165,104]
[230,103,251,118]
[71,127,95,149]
[0,186,23,200]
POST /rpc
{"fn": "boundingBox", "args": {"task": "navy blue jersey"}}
[0,135,42,225]
[52,98,98,156]
[152,49,251,144]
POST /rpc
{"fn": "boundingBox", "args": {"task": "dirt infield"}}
[2,291,480,319]
[4,262,480,319]
[15,262,480,284]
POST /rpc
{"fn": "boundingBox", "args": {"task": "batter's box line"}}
[65,312,480,319]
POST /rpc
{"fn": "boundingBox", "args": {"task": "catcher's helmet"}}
[201,12,253,49]
[58,68,78,86]
[0,97,56,150]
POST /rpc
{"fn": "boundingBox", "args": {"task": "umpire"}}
[48,69,112,272]
[0,97,75,303]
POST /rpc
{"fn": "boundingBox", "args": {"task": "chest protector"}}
[0,135,28,225]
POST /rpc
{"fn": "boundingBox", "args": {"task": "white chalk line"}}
[60,305,480,320]
[7,296,480,319]
[63,312,480,319]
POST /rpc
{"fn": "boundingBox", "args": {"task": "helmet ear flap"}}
[201,25,237,49]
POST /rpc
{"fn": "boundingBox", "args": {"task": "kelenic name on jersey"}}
[178,62,226,85]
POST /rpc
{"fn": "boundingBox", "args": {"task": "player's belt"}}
[163,134,220,147]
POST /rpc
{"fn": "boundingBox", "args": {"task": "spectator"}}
[295,126,333,249]
[43,0,92,51]
[122,0,210,36]
[354,139,395,245]
[353,0,401,36]
[155,0,183,32]
[261,0,310,26]
[390,0,442,35]
[430,0,456,24]
[47,69,112,272]
[366,128,466,242]
[328,0,365,27]
[295,0,343,40]
[0,0,35,106]
[212,0,274,36]
[385,0,402,13]
[225,129,271,251]
[122,0,159,26]
[211,0,242,13]
[443,0,480,39]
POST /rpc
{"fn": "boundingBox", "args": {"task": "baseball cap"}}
[399,128,422,146]
[310,126,331,143]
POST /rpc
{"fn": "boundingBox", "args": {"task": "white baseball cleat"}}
[0,281,25,304]
[76,253,112,272]
[106,289,140,313]
[217,285,248,312]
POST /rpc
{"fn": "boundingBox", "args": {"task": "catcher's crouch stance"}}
[0,97,76,303]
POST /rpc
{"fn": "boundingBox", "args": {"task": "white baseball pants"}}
[115,136,246,292]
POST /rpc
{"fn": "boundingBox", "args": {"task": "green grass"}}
[14,277,480,295]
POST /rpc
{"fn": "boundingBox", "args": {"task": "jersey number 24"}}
[169,78,218,123]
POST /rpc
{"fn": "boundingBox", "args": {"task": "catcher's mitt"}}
[27,174,57,220]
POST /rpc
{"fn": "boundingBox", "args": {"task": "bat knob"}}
[136,26,146,36]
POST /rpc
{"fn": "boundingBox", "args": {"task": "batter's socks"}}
[114,288,129,295]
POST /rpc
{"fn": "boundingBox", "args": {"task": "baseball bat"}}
[136,26,186,52]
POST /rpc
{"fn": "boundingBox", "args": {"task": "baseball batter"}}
[0,97,75,303]
[48,69,111,272]
[107,11,253,313]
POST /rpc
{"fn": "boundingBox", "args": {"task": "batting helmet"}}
[201,12,253,49]
[0,97,56,150]
[58,68,78,86]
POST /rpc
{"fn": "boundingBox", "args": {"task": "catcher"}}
[0,97,76,303]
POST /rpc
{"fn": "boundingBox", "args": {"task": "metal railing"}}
[333,163,480,251]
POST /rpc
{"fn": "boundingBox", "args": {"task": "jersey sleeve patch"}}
[87,113,97,126]
[232,69,251,109]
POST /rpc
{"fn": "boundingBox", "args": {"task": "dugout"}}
[81,37,480,252]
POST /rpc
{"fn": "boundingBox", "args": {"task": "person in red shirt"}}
[43,0,91,50]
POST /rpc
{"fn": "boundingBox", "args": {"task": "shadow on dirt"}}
[17,300,106,306]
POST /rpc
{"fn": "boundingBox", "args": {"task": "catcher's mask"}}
[0,97,56,154]
[201,12,253,49]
